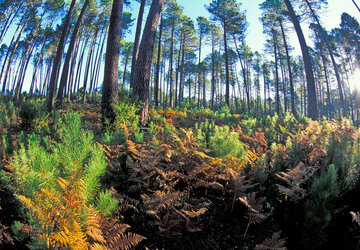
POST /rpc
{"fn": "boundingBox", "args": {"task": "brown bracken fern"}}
[18,169,145,249]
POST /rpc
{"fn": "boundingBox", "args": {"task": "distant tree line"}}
[0,0,360,125]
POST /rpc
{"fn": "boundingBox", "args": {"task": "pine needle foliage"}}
[10,110,144,249]
[304,164,340,247]
[209,125,246,159]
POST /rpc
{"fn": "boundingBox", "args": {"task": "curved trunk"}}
[284,0,318,120]
[57,0,90,106]
[304,0,345,116]
[47,0,77,113]
[130,0,146,90]
[1,16,28,95]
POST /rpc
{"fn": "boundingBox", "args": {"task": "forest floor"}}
[1,100,360,249]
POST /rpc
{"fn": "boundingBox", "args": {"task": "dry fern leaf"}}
[255,231,287,250]
[110,233,146,250]
[239,192,269,224]
[275,162,316,201]
[181,208,207,218]
[350,211,360,226]
[0,223,14,246]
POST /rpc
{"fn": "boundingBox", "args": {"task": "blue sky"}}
[124,0,360,91]
[126,0,360,57]
[5,0,360,92]
[185,0,360,54]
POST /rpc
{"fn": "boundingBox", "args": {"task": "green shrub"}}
[134,128,144,143]
[96,190,119,216]
[102,131,126,145]
[19,100,47,131]
[10,110,117,248]
[304,164,340,247]
[112,100,140,130]
[209,126,245,159]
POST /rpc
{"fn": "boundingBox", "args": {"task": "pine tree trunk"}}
[130,0,146,90]
[1,17,28,96]
[279,19,296,117]
[132,0,164,126]
[169,19,175,108]
[284,0,318,120]
[179,38,185,103]
[304,0,345,116]
[47,0,77,113]
[274,39,280,115]
[57,0,90,106]
[101,0,124,121]
[154,13,163,106]
[223,21,230,107]
[83,33,97,104]
[0,2,23,44]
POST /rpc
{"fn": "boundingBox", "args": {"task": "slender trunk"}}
[83,33,97,104]
[304,0,345,116]
[67,37,81,102]
[233,37,250,113]
[57,0,90,106]
[30,40,47,95]
[263,67,267,114]
[211,34,215,110]
[154,13,163,106]
[89,35,101,98]
[179,36,186,103]
[198,31,202,108]
[352,0,360,13]
[92,31,107,100]
[169,19,175,108]
[2,17,28,95]
[280,57,287,113]
[0,3,23,44]
[42,61,52,96]
[279,19,296,116]
[16,43,35,100]
[175,36,182,107]
[284,0,318,120]
[274,39,280,115]
[189,71,191,104]
[122,50,130,89]
[203,69,206,108]
[130,0,146,90]
[47,0,77,112]
[223,21,230,107]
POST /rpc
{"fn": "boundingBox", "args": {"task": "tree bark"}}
[101,0,124,122]
[130,0,146,90]
[279,19,296,116]
[284,0,318,120]
[132,0,164,126]
[304,0,345,116]
[47,0,77,113]
[169,18,175,108]
[223,21,230,107]
[154,13,163,106]
[57,0,90,106]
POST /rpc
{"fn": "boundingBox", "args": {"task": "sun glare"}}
[349,69,360,92]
